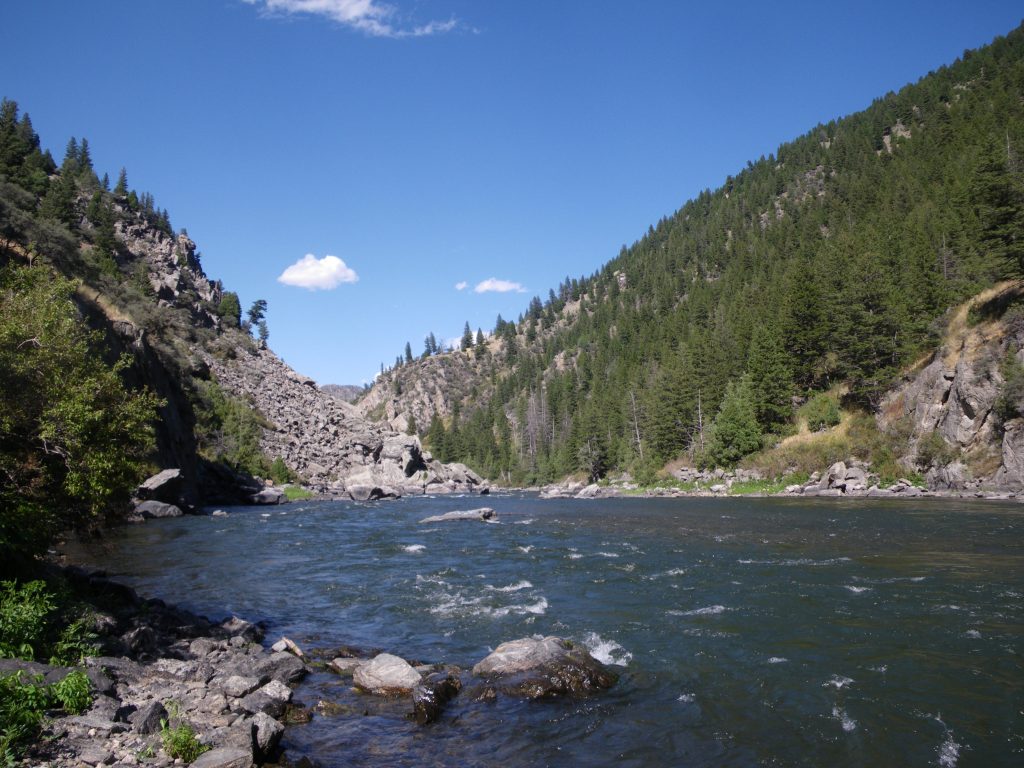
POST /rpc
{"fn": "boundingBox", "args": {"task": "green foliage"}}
[993,348,1024,425]
[52,669,91,715]
[728,473,807,495]
[915,430,957,469]
[49,616,99,666]
[0,672,49,764]
[704,377,762,468]
[0,581,53,660]
[268,456,294,485]
[800,393,841,432]
[746,324,793,431]
[0,266,161,564]
[192,380,271,477]
[160,704,208,763]
[217,292,242,328]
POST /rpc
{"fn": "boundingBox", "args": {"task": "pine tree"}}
[404,341,413,364]
[247,299,267,329]
[704,376,761,467]
[461,321,474,350]
[113,167,128,197]
[746,324,793,431]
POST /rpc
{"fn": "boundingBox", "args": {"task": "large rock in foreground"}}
[472,636,617,699]
[353,653,422,695]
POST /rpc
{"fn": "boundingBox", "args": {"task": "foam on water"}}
[580,631,633,666]
[669,605,728,617]
[767,657,788,664]
[964,629,981,639]
[568,553,584,560]
[845,585,871,594]
[517,546,534,553]
[825,675,854,689]
[403,545,426,553]
[832,706,857,732]
[596,552,620,558]
[513,519,535,525]
[489,580,533,593]
[677,693,696,703]
[938,731,961,767]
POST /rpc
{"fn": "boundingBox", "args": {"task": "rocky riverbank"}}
[538,461,1022,501]
[20,562,615,768]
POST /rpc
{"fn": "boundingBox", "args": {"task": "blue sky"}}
[2,1,1022,384]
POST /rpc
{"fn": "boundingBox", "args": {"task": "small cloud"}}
[243,0,460,38]
[454,281,468,291]
[278,254,358,290]
[474,277,526,294]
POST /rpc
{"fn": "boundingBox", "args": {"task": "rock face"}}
[352,653,422,695]
[879,283,1024,488]
[205,348,487,500]
[471,636,618,699]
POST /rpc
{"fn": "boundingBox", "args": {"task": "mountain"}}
[357,23,1024,487]
[321,384,366,403]
[0,98,485,567]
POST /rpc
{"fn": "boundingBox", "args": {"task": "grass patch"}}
[728,473,808,495]
[160,703,208,763]
[283,486,314,502]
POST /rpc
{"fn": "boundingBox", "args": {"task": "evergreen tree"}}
[704,376,761,467]
[113,167,128,197]
[746,324,793,431]
[404,341,413,364]
[218,292,242,328]
[461,321,474,350]
[247,299,267,329]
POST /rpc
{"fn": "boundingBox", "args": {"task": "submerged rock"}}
[412,671,462,725]
[472,636,617,699]
[134,500,183,519]
[419,508,495,524]
[353,653,422,695]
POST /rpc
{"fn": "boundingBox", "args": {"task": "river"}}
[69,494,1023,767]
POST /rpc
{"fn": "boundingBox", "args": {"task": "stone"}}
[76,744,114,765]
[252,651,306,684]
[329,657,363,675]
[926,461,968,491]
[419,508,495,524]
[220,675,261,698]
[129,700,167,734]
[412,671,462,725]
[819,461,847,491]
[472,636,618,699]
[190,747,254,768]
[137,469,184,503]
[237,680,292,718]
[250,712,285,760]
[709,484,727,493]
[134,500,183,519]
[221,616,264,642]
[784,484,803,494]
[270,637,304,657]
[353,653,422,695]
[995,418,1024,487]
[249,488,284,505]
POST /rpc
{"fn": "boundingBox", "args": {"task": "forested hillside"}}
[367,23,1024,485]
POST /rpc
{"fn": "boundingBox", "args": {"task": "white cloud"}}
[243,0,458,38]
[454,281,468,291]
[474,277,526,294]
[277,254,358,290]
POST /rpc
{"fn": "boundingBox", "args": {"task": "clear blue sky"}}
[2,1,1022,384]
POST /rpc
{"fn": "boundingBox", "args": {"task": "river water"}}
[71,494,1023,767]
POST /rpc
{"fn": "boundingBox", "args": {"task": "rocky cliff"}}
[206,344,487,500]
[879,281,1024,490]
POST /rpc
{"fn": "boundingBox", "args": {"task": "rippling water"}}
[69,494,1024,767]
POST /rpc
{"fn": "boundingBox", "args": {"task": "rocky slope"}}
[879,281,1024,490]
[206,344,487,500]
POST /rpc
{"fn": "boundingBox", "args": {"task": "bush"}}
[269,457,294,485]
[52,669,91,715]
[160,704,208,762]
[800,393,841,432]
[0,581,54,660]
[0,672,49,764]
[916,430,956,469]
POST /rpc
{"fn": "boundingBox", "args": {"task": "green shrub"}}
[160,704,208,762]
[800,393,841,432]
[0,672,49,764]
[915,430,956,469]
[52,670,91,715]
[48,617,99,666]
[0,581,54,660]
[283,486,313,502]
[269,457,294,485]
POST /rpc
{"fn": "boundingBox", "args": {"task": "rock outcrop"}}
[205,347,487,500]
[879,282,1024,489]
[471,636,618,699]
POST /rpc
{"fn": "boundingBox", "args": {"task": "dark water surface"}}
[71,494,1023,766]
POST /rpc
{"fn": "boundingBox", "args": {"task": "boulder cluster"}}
[204,348,488,501]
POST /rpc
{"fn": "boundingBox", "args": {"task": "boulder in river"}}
[419,508,495,524]
[134,500,183,519]
[136,468,183,503]
[412,671,462,725]
[353,653,422,695]
[471,636,617,699]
